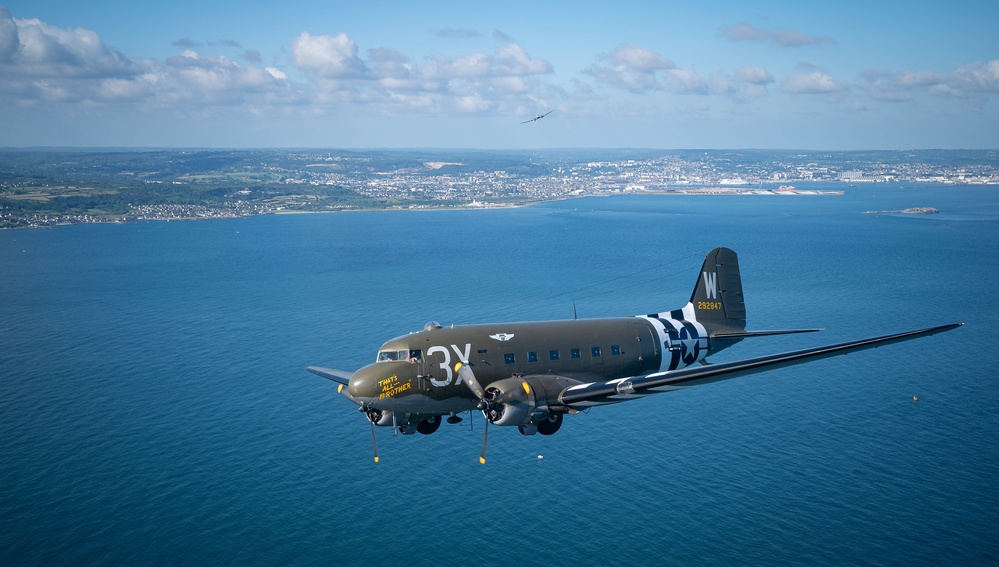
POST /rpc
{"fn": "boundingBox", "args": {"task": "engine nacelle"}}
[373,410,409,427]
[487,375,580,427]
[486,377,535,426]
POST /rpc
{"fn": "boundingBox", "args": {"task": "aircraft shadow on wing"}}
[307,247,962,463]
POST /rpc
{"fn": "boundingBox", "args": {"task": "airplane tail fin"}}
[688,247,747,334]
[687,248,820,339]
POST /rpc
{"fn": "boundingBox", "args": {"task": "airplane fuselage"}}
[348,312,715,415]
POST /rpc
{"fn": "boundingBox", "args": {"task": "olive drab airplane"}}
[307,247,961,463]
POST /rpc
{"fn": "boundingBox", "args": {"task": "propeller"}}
[307,366,380,463]
[368,417,379,463]
[455,362,494,464]
[360,404,381,463]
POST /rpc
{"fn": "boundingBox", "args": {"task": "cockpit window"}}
[377,349,408,362]
[376,349,423,363]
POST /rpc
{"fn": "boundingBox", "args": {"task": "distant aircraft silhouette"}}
[521,110,554,124]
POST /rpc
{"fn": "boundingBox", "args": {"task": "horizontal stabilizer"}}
[306,366,354,385]
[712,328,822,338]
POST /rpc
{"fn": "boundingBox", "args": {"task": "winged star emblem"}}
[489,333,515,342]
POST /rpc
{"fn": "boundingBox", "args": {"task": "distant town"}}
[1,148,996,229]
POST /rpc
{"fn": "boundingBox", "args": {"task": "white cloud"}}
[896,70,947,87]
[736,66,775,86]
[664,69,708,95]
[781,72,840,94]
[585,45,674,93]
[2,6,995,145]
[705,67,774,100]
[857,61,999,104]
[953,59,999,93]
[292,31,367,78]
[604,45,674,72]
[0,9,140,78]
[494,44,553,76]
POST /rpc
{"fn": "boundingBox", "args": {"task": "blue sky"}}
[1,0,997,149]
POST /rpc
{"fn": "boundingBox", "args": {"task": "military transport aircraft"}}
[308,247,961,463]
[521,110,553,124]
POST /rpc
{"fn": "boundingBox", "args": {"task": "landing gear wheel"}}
[537,412,563,435]
[416,415,441,435]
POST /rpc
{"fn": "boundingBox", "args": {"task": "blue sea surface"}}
[2,184,997,565]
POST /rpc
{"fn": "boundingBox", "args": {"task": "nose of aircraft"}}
[347,363,385,402]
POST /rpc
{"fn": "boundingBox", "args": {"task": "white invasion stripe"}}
[681,302,697,321]
[637,315,671,372]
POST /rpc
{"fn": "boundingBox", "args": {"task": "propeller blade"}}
[456,362,492,464]
[455,362,485,400]
[480,419,489,465]
[370,419,379,463]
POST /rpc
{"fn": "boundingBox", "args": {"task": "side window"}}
[591,346,602,357]
[504,353,516,364]
[527,351,538,363]
[570,348,581,359]
[549,350,559,361]
[409,349,423,361]
[611,345,621,356]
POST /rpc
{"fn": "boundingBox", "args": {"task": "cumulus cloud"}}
[585,45,774,101]
[5,5,994,133]
[584,44,674,92]
[736,65,775,85]
[367,47,412,81]
[953,59,999,93]
[292,31,367,78]
[719,22,834,47]
[494,44,553,76]
[855,59,999,105]
[426,43,553,81]
[165,50,289,96]
[706,66,775,99]
[780,71,840,94]
[0,9,140,78]
[664,69,708,95]
[0,8,296,111]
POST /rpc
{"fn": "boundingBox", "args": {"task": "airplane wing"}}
[558,323,962,408]
[306,366,353,385]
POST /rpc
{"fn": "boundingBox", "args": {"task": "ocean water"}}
[2,185,997,565]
